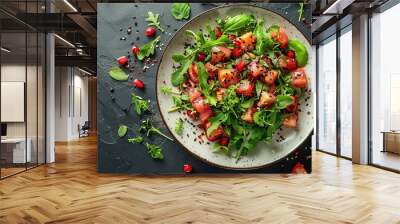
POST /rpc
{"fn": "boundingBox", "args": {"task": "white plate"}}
[156,5,313,170]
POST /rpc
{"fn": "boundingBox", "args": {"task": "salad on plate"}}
[161,14,309,160]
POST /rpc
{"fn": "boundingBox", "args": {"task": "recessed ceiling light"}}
[63,0,78,12]
[54,34,75,48]
[1,47,11,53]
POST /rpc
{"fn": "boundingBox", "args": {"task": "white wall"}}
[54,66,89,141]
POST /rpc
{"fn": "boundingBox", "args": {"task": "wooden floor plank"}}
[0,135,400,224]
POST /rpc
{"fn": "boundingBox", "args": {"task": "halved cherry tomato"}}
[279,56,297,71]
[211,46,232,64]
[186,110,197,119]
[263,70,279,85]
[242,106,257,123]
[235,60,246,72]
[257,91,276,108]
[188,63,199,84]
[283,113,298,128]
[271,27,289,49]
[291,68,308,88]
[205,122,225,142]
[218,69,240,88]
[248,61,266,79]
[236,80,255,97]
[205,62,217,78]
[216,88,226,101]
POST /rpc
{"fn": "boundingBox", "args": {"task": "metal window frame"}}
[315,23,353,161]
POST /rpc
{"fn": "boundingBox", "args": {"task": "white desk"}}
[1,138,31,163]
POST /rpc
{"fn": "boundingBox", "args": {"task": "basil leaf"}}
[108,67,129,81]
[288,39,309,67]
[171,56,194,86]
[222,14,255,33]
[137,36,160,61]
[275,95,294,109]
[118,125,128,138]
[171,3,191,20]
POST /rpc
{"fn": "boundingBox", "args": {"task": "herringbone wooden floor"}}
[1,135,400,224]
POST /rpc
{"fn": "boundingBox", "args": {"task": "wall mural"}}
[97,3,313,174]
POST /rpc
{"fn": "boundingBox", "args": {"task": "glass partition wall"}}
[0,3,46,179]
[316,26,353,159]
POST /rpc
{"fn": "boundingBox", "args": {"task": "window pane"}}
[371,3,400,171]
[340,28,352,158]
[317,37,337,154]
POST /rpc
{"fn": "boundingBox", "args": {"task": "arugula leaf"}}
[240,98,256,109]
[206,113,228,136]
[253,20,274,55]
[108,67,129,81]
[160,86,180,95]
[200,35,230,50]
[137,36,160,61]
[168,94,191,112]
[145,12,165,32]
[140,119,174,142]
[171,3,191,20]
[275,95,294,109]
[206,24,216,40]
[196,62,217,106]
[128,136,143,143]
[220,85,241,118]
[131,93,150,115]
[265,112,283,142]
[175,118,184,135]
[118,125,128,138]
[171,56,194,86]
[172,54,187,63]
[222,14,256,34]
[145,143,164,159]
[186,30,205,45]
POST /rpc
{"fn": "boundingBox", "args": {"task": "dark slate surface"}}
[97,3,312,174]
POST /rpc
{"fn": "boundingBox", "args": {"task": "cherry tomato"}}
[234,40,242,48]
[287,50,295,58]
[133,79,144,89]
[232,48,242,58]
[132,46,140,56]
[183,164,193,173]
[215,26,222,38]
[235,60,246,72]
[145,27,156,37]
[117,56,128,66]
[197,53,206,61]
[219,137,229,146]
